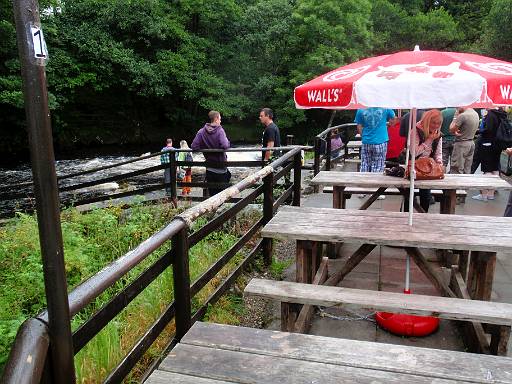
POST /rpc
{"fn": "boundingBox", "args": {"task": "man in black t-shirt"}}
[259,107,281,161]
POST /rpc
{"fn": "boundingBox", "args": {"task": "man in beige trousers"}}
[449,107,479,174]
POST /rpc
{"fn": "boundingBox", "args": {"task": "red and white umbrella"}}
[295,47,512,110]
[295,47,512,223]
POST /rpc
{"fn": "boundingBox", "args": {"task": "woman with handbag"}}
[404,109,443,212]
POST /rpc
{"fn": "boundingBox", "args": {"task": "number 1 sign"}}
[30,26,48,60]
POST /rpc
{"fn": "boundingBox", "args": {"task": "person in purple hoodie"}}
[191,110,231,196]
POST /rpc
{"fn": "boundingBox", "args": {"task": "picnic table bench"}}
[261,205,512,354]
[312,171,512,213]
[245,278,512,355]
[147,321,512,383]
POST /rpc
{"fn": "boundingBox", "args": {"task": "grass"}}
[0,201,263,382]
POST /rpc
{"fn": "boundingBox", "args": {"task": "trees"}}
[0,0,505,158]
[477,0,512,61]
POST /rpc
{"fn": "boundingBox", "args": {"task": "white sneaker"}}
[471,194,487,202]
[358,194,366,198]
[377,195,386,200]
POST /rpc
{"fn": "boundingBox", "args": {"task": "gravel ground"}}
[239,239,296,329]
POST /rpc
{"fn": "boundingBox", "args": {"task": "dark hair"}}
[260,107,273,119]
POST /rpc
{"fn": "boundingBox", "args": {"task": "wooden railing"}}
[2,148,302,383]
[312,123,357,192]
[0,143,304,215]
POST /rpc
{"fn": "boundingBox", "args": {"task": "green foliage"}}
[371,0,462,53]
[269,257,293,279]
[0,0,505,156]
[0,203,261,381]
[477,0,512,60]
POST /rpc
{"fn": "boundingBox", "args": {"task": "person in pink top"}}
[404,109,443,212]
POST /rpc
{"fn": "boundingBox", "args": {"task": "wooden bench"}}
[147,321,512,383]
[323,186,468,200]
[245,278,512,355]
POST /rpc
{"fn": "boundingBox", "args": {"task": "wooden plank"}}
[311,171,512,190]
[146,370,232,383]
[272,214,507,235]
[262,222,512,253]
[489,325,511,356]
[160,343,467,384]
[327,186,467,196]
[261,207,512,252]
[272,210,510,234]
[277,205,512,225]
[449,268,491,354]
[244,279,512,326]
[294,257,329,333]
[183,322,512,383]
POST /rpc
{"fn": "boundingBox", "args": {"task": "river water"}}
[0,149,262,218]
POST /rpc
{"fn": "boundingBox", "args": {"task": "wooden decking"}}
[146,322,512,383]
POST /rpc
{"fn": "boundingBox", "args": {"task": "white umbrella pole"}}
[408,108,417,226]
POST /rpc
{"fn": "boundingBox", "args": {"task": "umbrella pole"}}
[405,252,410,293]
[408,108,417,226]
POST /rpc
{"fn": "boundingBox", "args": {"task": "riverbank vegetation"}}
[0,201,264,382]
[1,0,509,159]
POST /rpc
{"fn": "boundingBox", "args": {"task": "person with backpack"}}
[471,108,508,201]
[403,109,443,213]
[505,146,512,217]
[177,140,193,196]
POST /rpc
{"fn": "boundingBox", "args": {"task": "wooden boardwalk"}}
[146,322,512,383]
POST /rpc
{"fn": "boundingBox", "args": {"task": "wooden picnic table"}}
[261,206,512,353]
[147,322,512,383]
[311,171,512,213]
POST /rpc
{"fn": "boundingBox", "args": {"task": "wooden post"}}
[12,0,76,381]
[467,251,496,301]
[326,129,332,171]
[293,152,301,207]
[296,240,314,283]
[262,172,274,265]
[285,135,294,146]
[313,137,321,193]
[172,226,191,340]
[489,325,511,356]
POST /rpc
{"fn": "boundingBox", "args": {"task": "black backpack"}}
[496,116,512,150]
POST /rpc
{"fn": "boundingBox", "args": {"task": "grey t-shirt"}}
[454,108,479,141]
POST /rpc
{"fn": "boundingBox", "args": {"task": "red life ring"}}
[375,290,439,337]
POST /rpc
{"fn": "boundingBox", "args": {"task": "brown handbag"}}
[405,157,444,180]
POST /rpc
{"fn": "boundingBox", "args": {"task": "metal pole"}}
[408,108,417,225]
[12,0,75,382]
